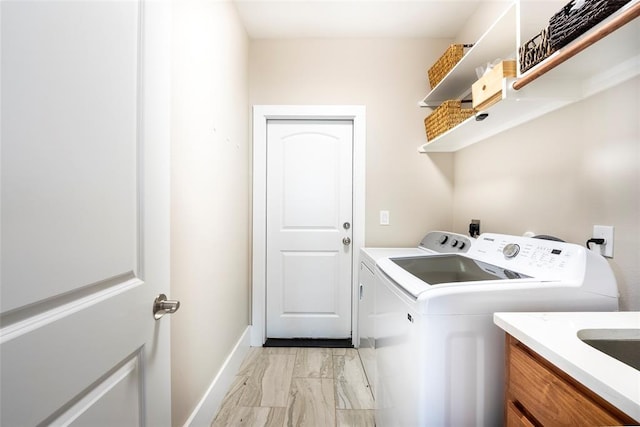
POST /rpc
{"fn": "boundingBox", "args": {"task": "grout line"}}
[285,348,297,426]
[355,348,374,399]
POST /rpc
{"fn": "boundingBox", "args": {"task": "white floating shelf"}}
[421,3,517,107]
[419,0,640,153]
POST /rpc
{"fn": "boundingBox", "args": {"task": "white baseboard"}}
[183,326,252,427]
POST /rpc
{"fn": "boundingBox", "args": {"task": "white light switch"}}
[380,210,390,225]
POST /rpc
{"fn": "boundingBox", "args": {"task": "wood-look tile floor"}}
[212,348,375,427]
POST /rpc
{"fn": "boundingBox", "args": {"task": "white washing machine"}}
[373,232,619,427]
[359,231,474,399]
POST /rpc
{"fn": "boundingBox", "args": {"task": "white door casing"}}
[252,105,366,346]
[266,120,353,339]
[0,1,171,425]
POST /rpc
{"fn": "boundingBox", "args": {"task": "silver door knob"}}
[342,237,351,245]
[153,293,181,320]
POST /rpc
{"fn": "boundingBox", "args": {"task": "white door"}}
[1,1,172,425]
[266,120,353,339]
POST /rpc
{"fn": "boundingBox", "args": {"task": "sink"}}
[578,329,640,371]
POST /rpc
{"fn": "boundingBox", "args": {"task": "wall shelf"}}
[514,0,640,91]
[420,3,517,107]
[419,0,640,153]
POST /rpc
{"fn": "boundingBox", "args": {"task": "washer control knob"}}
[458,241,466,250]
[451,239,459,247]
[439,235,449,245]
[503,243,520,259]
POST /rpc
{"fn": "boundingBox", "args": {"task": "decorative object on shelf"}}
[472,60,517,110]
[427,43,473,89]
[519,27,554,73]
[424,100,475,142]
[549,0,632,50]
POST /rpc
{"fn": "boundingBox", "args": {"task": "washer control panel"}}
[469,233,583,281]
[420,231,473,253]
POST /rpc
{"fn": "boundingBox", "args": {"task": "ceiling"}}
[233,0,488,39]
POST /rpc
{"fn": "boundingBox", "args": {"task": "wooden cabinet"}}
[504,335,638,426]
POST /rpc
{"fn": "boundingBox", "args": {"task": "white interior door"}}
[266,120,353,339]
[0,1,172,425]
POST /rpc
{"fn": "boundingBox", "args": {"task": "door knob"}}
[153,294,181,320]
[342,237,351,246]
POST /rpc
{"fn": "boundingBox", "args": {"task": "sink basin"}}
[578,329,640,371]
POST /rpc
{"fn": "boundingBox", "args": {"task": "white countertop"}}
[494,311,640,421]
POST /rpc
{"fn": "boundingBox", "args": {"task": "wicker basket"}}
[519,27,554,73]
[549,0,631,50]
[424,100,476,141]
[428,44,473,89]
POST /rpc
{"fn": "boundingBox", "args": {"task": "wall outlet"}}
[380,210,390,226]
[592,225,614,258]
[469,219,480,237]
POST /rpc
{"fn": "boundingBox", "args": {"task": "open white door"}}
[1,1,173,425]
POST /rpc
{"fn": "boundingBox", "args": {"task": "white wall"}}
[249,38,456,246]
[171,1,250,425]
[452,77,640,310]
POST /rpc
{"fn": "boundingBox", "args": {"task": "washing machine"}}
[374,232,619,427]
[358,231,474,398]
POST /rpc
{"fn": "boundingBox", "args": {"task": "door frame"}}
[251,105,366,347]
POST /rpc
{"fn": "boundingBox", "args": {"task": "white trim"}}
[251,105,366,347]
[183,326,251,427]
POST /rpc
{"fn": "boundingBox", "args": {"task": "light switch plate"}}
[380,210,390,225]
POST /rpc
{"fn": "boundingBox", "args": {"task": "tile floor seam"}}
[285,348,298,426]
[355,349,374,401]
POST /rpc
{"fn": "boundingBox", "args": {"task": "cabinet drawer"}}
[471,60,516,110]
[508,339,630,425]
[506,400,535,427]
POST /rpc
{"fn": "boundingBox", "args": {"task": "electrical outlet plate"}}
[593,225,614,258]
[469,219,481,237]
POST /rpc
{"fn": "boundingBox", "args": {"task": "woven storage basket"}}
[424,100,475,141]
[549,0,631,50]
[427,44,473,89]
[519,27,554,73]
